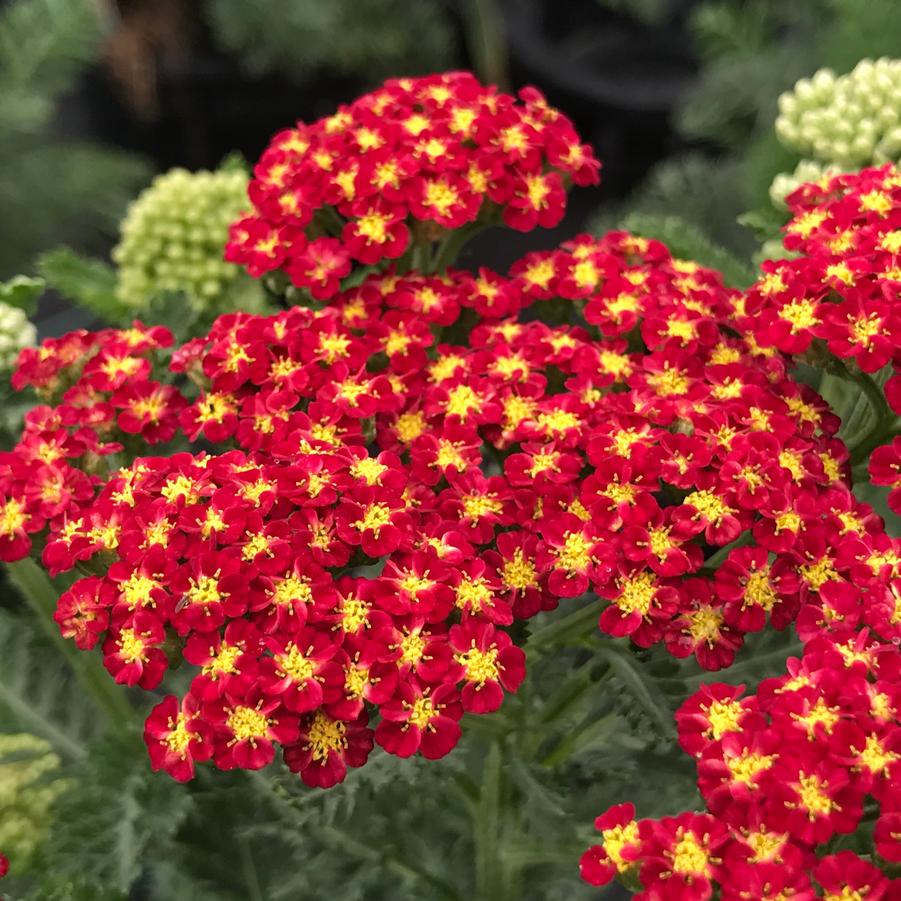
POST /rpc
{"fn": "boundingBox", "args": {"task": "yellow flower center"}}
[354,502,392,534]
[305,712,348,761]
[227,706,270,743]
[501,549,538,591]
[117,628,147,664]
[455,645,500,686]
[703,698,743,740]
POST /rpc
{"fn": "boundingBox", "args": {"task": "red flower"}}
[102,612,168,688]
[580,803,640,887]
[144,694,213,782]
[283,710,374,788]
[207,688,299,770]
[448,620,525,713]
[375,680,462,759]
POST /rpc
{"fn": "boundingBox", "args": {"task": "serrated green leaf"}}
[0,274,44,315]
[0,604,97,759]
[737,205,787,241]
[37,247,131,325]
[44,741,191,894]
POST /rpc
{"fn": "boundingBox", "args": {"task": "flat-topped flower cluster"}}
[224,71,600,297]
[582,164,901,899]
[1,225,886,790]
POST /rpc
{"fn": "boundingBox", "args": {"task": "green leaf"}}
[143,290,202,340]
[37,247,131,325]
[44,740,192,894]
[0,604,98,759]
[597,645,677,739]
[0,0,101,103]
[0,274,44,315]
[737,205,787,241]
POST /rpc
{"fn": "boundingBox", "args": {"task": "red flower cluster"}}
[581,489,901,897]
[2,225,885,790]
[0,323,183,562]
[55,449,526,786]
[224,71,599,298]
[740,164,901,375]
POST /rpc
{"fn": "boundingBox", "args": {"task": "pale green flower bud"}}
[0,734,73,869]
[0,301,37,370]
[774,58,901,167]
[113,166,251,312]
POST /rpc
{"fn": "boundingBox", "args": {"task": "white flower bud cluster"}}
[113,167,250,310]
[0,301,37,371]
[775,58,901,169]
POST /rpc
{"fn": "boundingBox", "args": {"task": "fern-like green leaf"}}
[207,0,454,81]
[0,0,101,103]
[0,605,98,759]
[43,741,192,895]
[0,274,44,315]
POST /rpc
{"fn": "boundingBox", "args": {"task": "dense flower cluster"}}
[776,59,901,171]
[581,552,901,898]
[741,165,901,381]
[2,220,886,788]
[224,71,599,299]
[114,168,252,310]
[0,300,36,371]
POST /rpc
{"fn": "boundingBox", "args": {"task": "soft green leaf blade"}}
[0,603,97,758]
[0,274,44,315]
[622,212,755,286]
[37,247,131,325]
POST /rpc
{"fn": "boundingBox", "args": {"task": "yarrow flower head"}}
[3,212,886,794]
[114,167,254,312]
[741,164,901,375]
[224,71,600,299]
[581,470,901,898]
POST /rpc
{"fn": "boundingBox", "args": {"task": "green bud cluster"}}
[0,301,37,370]
[113,167,250,310]
[775,58,901,169]
[0,734,73,868]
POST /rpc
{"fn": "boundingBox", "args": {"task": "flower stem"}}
[6,558,139,740]
[473,738,505,901]
[431,221,491,273]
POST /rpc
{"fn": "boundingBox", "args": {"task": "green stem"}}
[319,825,462,901]
[431,222,491,273]
[6,558,138,740]
[464,0,510,89]
[540,708,618,768]
[474,739,504,901]
[239,838,264,901]
[0,671,85,759]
